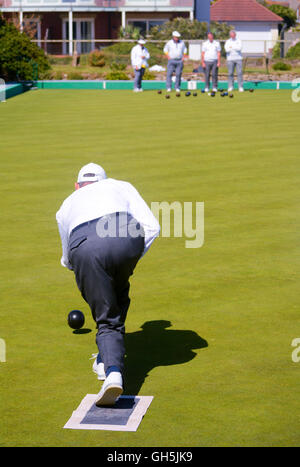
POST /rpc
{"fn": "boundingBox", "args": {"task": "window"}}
[63,18,94,54]
[128,19,165,36]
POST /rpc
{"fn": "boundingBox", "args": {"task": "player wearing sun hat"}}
[56,163,160,406]
[76,162,107,184]
[163,31,188,93]
[131,39,150,92]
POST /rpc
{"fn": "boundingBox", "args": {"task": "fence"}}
[31,38,298,59]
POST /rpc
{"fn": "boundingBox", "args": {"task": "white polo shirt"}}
[163,39,187,60]
[56,179,160,269]
[202,40,221,62]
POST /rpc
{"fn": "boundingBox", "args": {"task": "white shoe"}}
[175,88,180,93]
[91,353,106,381]
[204,88,209,92]
[228,87,233,92]
[239,88,244,92]
[138,88,143,92]
[167,88,171,92]
[133,88,139,93]
[95,371,123,407]
[212,88,218,92]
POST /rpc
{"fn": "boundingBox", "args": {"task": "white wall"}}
[229,22,279,55]
[188,22,280,59]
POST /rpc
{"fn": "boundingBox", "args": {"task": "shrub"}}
[272,42,280,59]
[105,70,129,80]
[103,42,133,56]
[67,71,84,80]
[102,41,165,68]
[38,69,54,80]
[110,62,127,71]
[286,41,300,59]
[149,17,232,40]
[118,25,141,41]
[88,49,106,67]
[48,55,72,66]
[0,14,50,81]
[143,70,156,80]
[146,42,165,66]
[272,61,292,71]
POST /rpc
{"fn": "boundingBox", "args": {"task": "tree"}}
[0,14,50,81]
[118,25,141,41]
[149,17,232,41]
[266,5,297,32]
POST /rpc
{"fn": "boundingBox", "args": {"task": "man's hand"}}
[202,62,206,68]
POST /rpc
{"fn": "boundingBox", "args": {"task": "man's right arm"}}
[163,41,170,60]
[56,211,73,270]
[201,50,206,68]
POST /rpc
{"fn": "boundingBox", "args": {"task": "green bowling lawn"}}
[0,88,299,447]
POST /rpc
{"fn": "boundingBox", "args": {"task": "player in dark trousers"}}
[201,32,221,92]
[56,163,160,406]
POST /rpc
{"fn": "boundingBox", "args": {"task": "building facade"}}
[0,0,196,54]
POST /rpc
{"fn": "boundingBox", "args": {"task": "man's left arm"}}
[234,39,242,52]
[217,42,221,67]
[182,42,188,61]
[124,182,160,256]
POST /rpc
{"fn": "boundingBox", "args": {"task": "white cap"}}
[77,163,107,183]
[172,31,181,38]
[138,39,146,45]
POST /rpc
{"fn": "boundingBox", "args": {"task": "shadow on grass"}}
[124,320,208,395]
[73,328,92,334]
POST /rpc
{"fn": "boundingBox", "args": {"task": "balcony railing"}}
[8,0,194,7]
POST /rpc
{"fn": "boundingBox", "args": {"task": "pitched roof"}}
[211,0,283,22]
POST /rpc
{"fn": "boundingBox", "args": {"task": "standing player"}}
[131,39,150,92]
[164,31,188,93]
[201,32,221,92]
[56,163,160,406]
[225,31,244,92]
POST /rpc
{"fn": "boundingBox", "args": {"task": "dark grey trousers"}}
[204,60,218,90]
[166,59,183,90]
[68,213,145,374]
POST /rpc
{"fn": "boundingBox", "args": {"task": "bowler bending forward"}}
[56,163,160,406]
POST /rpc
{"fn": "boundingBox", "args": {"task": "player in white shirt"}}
[131,39,150,92]
[56,163,160,406]
[163,31,188,93]
[225,30,244,92]
[201,32,221,92]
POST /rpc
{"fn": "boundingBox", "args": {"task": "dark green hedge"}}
[0,15,50,81]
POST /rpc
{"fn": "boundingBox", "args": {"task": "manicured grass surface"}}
[0,89,299,447]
